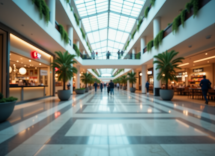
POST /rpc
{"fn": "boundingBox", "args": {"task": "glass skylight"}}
[74,0,145,75]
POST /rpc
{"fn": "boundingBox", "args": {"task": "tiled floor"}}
[1,88,215,156]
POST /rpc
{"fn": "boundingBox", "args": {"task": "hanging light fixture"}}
[19,67,27,75]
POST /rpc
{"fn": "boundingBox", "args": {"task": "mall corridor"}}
[0,89,215,156]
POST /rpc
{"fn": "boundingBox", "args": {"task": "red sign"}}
[31,51,41,59]
[55,67,59,71]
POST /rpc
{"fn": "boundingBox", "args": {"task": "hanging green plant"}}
[80,28,85,39]
[150,0,156,6]
[137,17,143,31]
[180,9,186,27]
[154,30,164,49]
[185,2,192,13]
[58,24,69,44]
[65,0,70,3]
[131,29,136,39]
[74,13,79,26]
[172,15,181,33]
[136,52,141,59]
[73,44,80,56]
[32,0,50,23]
[144,6,150,18]
[192,0,200,17]
[147,40,153,52]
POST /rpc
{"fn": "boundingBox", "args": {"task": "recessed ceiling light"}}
[29,60,31,62]
[24,65,26,67]
[39,63,41,65]
[178,63,189,67]
[205,53,208,55]
[193,55,215,63]
[16,60,19,62]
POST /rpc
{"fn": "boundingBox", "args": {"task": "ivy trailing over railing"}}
[125,40,130,50]
[92,69,100,77]
[172,15,181,33]
[136,52,141,59]
[73,44,80,56]
[87,42,92,52]
[147,40,153,52]
[150,0,156,6]
[180,9,186,27]
[137,17,143,31]
[131,29,136,39]
[74,13,79,26]
[114,69,124,77]
[154,30,164,49]
[80,28,85,39]
[58,24,69,44]
[32,0,50,23]
[144,6,150,18]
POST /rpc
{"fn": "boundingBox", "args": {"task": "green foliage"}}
[92,69,100,77]
[0,93,3,99]
[114,69,124,77]
[87,42,92,52]
[181,9,186,27]
[192,0,200,17]
[81,73,93,87]
[51,51,77,90]
[58,24,69,44]
[32,0,50,23]
[75,88,85,90]
[154,30,164,49]
[119,75,127,86]
[137,17,143,31]
[131,29,136,39]
[80,28,85,39]
[147,40,153,52]
[125,40,130,50]
[144,6,150,18]
[153,50,184,89]
[150,0,156,6]
[73,44,80,56]
[136,52,141,59]
[172,15,181,33]
[92,78,100,83]
[65,0,70,3]
[74,13,79,26]
[0,96,18,103]
[127,72,137,88]
[185,2,192,13]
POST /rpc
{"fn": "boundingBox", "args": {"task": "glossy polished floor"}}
[1,88,215,156]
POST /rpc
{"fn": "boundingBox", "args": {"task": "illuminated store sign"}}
[193,68,203,72]
[31,51,41,59]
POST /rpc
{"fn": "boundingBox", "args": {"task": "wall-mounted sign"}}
[31,51,41,59]
[40,70,47,76]
[147,71,152,75]
[193,68,203,73]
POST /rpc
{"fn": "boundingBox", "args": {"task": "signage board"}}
[40,70,47,76]
[31,51,41,59]
[193,68,203,72]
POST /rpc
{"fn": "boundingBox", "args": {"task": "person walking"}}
[106,51,111,59]
[109,80,114,95]
[100,82,103,92]
[107,83,110,95]
[92,51,95,59]
[117,83,119,90]
[67,82,71,90]
[200,75,211,104]
[93,81,98,92]
[117,50,120,59]
[145,80,149,95]
[121,50,124,57]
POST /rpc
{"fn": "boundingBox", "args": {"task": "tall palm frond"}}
[51,51,77,90]
[153,50,184,89]
[127,72,137,88]
[120,75,127,86]
[81,73,93,87]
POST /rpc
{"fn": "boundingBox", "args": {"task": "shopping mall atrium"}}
[0,0,215,155]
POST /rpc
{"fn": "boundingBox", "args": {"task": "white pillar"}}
[132,49,135,59]
[76,41,80,49]
[47,0,56,25]
[127,79,130,91]
[76,66,80,89]
[153,17,161,96]
[141,65,147,94]
[140,37,145,57]
[67,26,73,46]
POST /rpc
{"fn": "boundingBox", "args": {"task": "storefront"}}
[0,24,55,103]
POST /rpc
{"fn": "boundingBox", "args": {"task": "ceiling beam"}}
[86,27,130,34]
[91,39,124,45]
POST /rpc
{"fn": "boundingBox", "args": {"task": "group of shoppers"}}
[93,80,115,95]
[91,50,124,60]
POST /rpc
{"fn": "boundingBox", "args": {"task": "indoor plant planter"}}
[153,50,184,100]
[127,72,137,93]
[51,51,77,101]
[0,93,18,123]
[75,88,85,94]
[119,75,127,91]
[81,72,93,93]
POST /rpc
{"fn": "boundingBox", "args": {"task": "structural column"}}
[127,79,130,91]
[132,49,135,59]
[140,37,145,57]
[141,65,147,94]
[47,0,56,25]
[76,41,80,49]
[76,65,80,89]
[153,17,161,96]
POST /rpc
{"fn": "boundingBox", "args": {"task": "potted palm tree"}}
[120,75,127,90]
[51,51,77,101]
[153,50,184,100]
[0,93,18,122]
[127,72,137,93]
[81,72,93,92]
